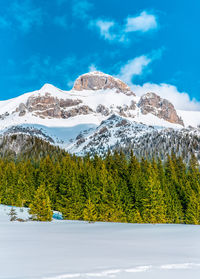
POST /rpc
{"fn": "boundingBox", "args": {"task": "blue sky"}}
[0,0,200,110]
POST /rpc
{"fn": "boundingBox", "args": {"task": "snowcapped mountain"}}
[0,71,199,160]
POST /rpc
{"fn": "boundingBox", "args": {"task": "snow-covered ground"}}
[0,205,200,279]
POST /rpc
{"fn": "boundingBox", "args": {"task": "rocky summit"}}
[73,71,135,96]
[0,71,199,161]
[138,92,184,126]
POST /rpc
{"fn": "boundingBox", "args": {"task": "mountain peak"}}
[81,71,108,77]
[138,92,184,126]
[40,83,61,94]
[73,71,135,96]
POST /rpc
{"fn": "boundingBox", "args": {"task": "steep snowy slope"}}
[66,114,200,162]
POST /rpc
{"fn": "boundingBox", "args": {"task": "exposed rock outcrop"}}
[73,71,135,96]
[0,112,9,120]
[4,72,186,127]
[96,104,110,116]
[15,93,92,119]
[61,105,93,119]
[138,92,184,126]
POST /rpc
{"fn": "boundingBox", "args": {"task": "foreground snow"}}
[0,205,200,279]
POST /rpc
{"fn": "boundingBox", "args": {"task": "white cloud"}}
[89,18,124,42]
[88,10,158,43]
[117,55,151,85]
[115,51,200,111]
[93,20,115,40]
[132,83,200,111]
[125,11,157,32]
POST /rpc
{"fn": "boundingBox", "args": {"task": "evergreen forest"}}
[0,150,200,224]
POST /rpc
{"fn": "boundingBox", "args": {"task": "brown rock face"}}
[138,92,184,126]
[61,105,93,119]
[26,93,82,110]
[73,71,135,96]
[16,93,93,119]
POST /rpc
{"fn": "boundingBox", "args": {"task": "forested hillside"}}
[0,134,66,160]
[1,151,199,224]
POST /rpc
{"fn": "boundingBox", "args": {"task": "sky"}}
[0,0,200,111]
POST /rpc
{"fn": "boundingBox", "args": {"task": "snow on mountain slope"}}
[177,110,200,128]
[0,72,184,130]
[128,109,182,128]
[0,84,136,129]
[0,71,199,156]
[67,114,160,155]
[0,205,200,279]
[66,114,200,160]
[0,81,137,145]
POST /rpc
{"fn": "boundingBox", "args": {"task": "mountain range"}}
[0,71,199,162]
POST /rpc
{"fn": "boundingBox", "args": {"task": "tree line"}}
[0,151,199,224]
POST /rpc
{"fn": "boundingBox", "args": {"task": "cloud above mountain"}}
[115,52,200,111]
[117,48,164,83]
[89,10,158,43]
[117,55,151,84]
[89,20,116,40]
[125,11,157,32]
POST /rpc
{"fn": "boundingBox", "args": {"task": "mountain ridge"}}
[0,71,199,160]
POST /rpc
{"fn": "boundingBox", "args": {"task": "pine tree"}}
[185,192,200,225]
[83,199,97,222]
[132,209,143,223]
[188,154,200,193]
[57,160,84,220]
[164,155,184,223]
[37,156,58,208]
[29,184,53,221]
[141,169,166,224]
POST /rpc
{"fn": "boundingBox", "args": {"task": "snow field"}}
[0,205,200,279]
